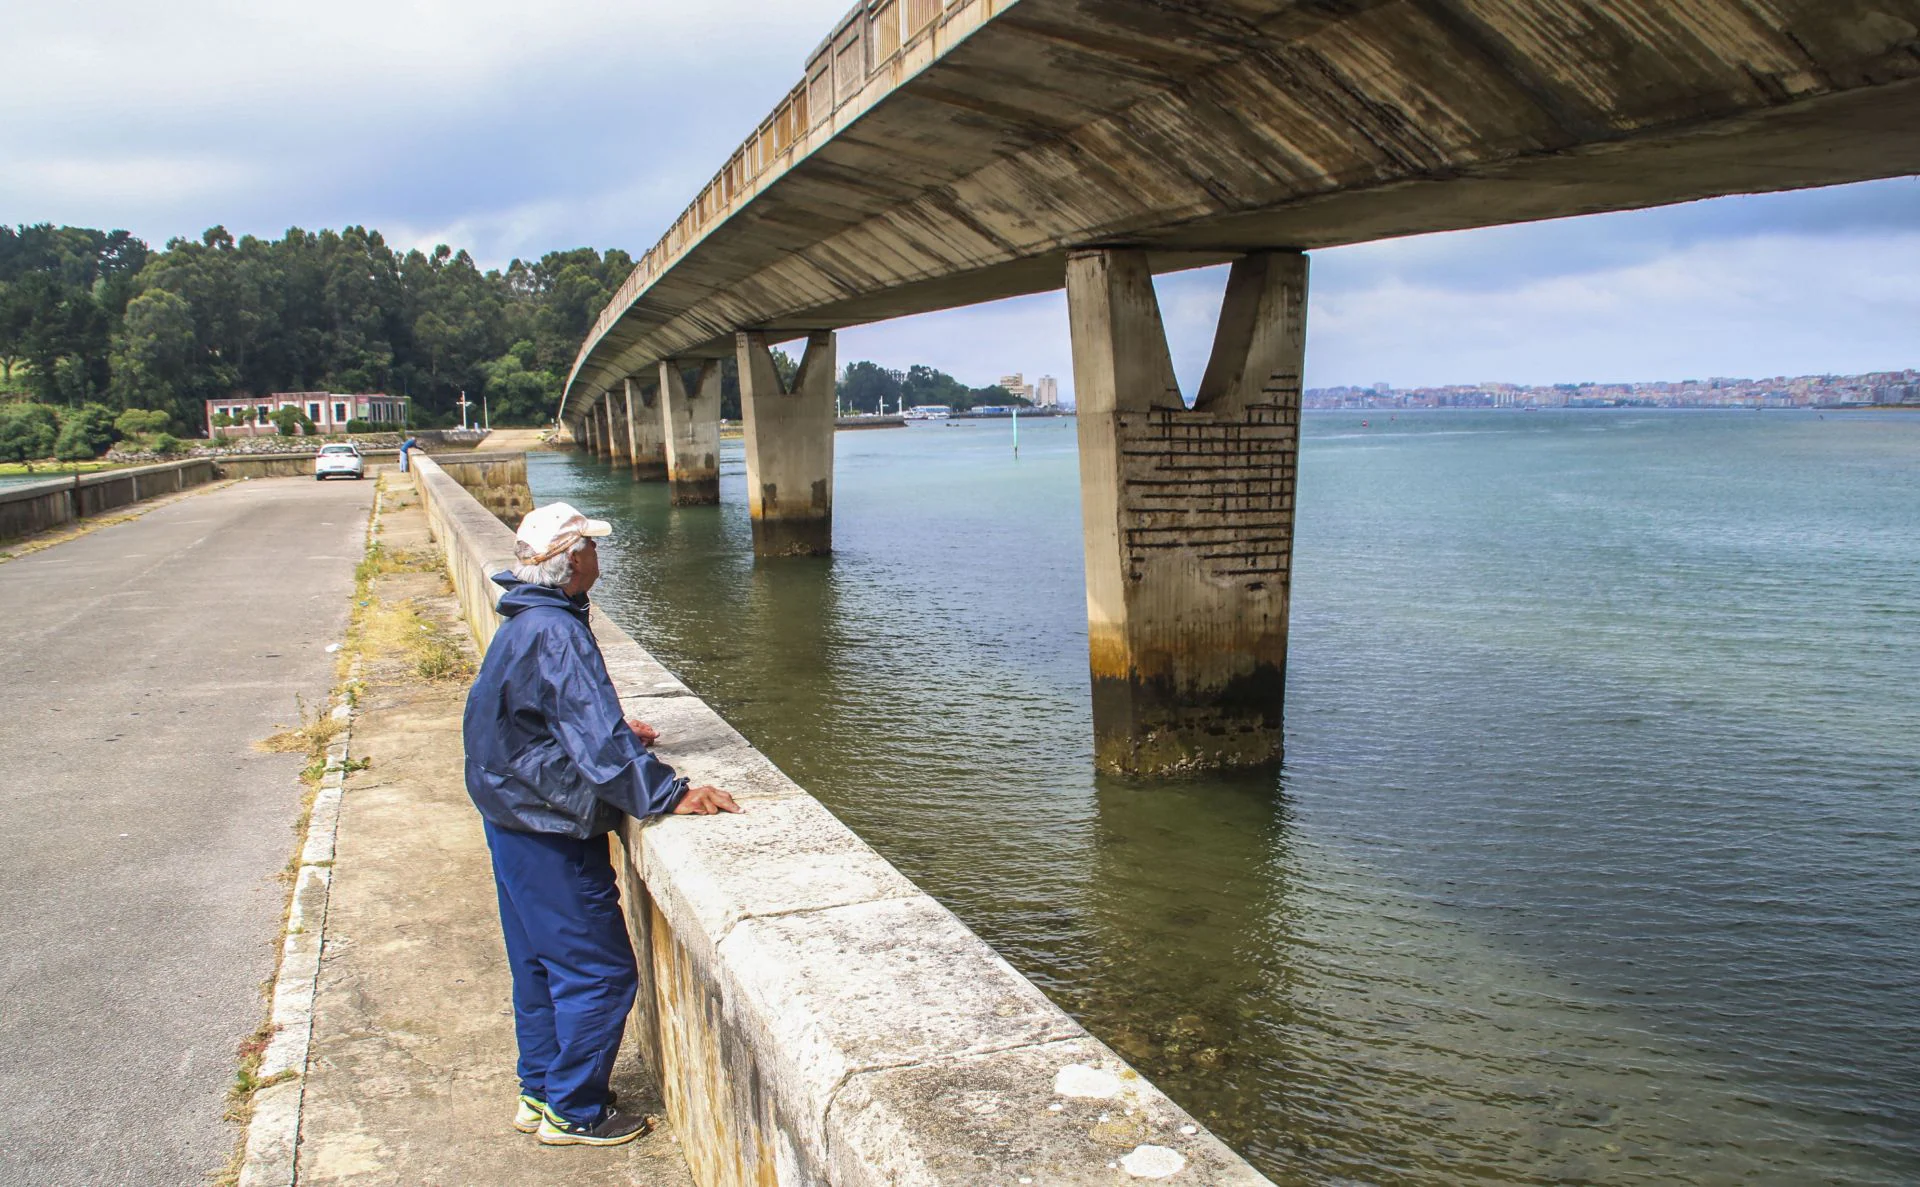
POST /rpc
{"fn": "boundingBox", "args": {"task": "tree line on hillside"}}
[0,222,1022,463]
[837,360,1020,413]
[0,223,632,439]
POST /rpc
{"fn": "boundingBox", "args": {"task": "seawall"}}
[0,448,535,543]
[430,451,533,525]
[0,459,220,542]
[409,452,1272,1186]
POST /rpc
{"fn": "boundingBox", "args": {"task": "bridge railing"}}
[579,0,971,391]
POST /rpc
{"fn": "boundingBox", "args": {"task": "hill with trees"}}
[0,223,631,436]
[0,222,1024,463]
[837,360,1019,413]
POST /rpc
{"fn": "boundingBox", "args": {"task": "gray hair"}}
[511,537,588,587]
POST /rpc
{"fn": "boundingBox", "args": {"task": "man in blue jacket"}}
[463,501,738,1148]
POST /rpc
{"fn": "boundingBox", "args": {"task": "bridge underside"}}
[568,0,1920,384]
[564,0,1920,773]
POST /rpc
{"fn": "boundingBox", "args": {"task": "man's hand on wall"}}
[626,717,659,746]
[673,785,741,815]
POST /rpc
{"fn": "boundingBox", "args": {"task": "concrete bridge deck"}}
[556,0,1920,774]
[564,0,1920,403]
[0,477,371,1186]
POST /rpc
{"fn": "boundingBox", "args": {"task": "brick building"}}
[205,393,411,438]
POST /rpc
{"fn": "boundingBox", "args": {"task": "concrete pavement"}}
[0,475,373,1186]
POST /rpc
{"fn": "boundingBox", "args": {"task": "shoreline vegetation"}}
[0,222,1028,461]
[7,224,1910,461]
[0,460,119,477]
[0,223,628,436]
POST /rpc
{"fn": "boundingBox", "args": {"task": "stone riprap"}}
[410,452,1272,1186]
[106,427,484,465]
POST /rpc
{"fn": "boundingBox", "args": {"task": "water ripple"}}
[533,411,1920,1185]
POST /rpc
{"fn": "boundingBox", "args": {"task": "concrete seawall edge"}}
[410,453,1273,1187]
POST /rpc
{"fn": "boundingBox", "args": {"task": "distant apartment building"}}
[998,373,1035,402]
[205,393,411,438]
[1033,375,1060,407]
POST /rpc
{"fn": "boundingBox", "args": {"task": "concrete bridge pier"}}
[737,329,835,557]
[1067,248,1307,775]
[623,377,669,481]
[659,359,722,505]
[605,389,632,465]
[608,396,628,465]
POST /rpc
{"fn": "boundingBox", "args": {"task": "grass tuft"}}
[258,696,346,784]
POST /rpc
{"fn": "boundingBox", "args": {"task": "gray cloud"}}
[848,185,1920,399]
[1,0,852,257]
[5,2,1914,395]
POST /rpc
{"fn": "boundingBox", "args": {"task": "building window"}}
[257,405,271,421]
[334,402,348,423]
[307,402,321,422]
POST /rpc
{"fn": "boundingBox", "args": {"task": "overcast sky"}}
[6,0,1917,399]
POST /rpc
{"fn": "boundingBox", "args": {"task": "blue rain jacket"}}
[463,574,687,838]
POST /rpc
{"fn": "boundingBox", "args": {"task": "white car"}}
[315,443,365,480]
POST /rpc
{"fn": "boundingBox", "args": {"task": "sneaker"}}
[513,1094,556,1134]
[513,1090,619,1134]
[537,1107,653,1147]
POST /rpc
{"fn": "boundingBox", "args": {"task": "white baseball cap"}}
[514,501,612,566]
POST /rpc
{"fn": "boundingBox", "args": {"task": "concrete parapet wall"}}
[431,451,534,526]
[211,452,394,480]
[0,459,220,542]
[408,454,1271,1186]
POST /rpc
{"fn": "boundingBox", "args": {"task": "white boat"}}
[903,404,952,421]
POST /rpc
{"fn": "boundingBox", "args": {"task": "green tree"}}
[838,360,903,413]
[53,403,117,460]
[111,288,197,420]
[0,281,31,383]
[480,350,558,426]
[966,383,1024,409]
[1,226,148,406]
[115,408,172,436]
[270,405,315,436]
[0,402,59,463]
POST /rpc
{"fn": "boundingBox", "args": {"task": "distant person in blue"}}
[399,434,418,472]
[463,501,739,1147]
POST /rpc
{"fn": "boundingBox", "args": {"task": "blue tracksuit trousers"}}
[483,821,639,1126]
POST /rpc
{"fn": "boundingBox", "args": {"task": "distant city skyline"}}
[1306,369,1920,411]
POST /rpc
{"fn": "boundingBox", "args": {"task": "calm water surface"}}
[0,473,72,489]
[531,411,1920,1185]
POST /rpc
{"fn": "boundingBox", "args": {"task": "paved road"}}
[0,476,373,1186]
